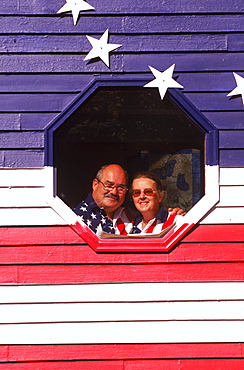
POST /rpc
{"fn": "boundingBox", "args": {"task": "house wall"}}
[0,223,244,368]
[0,0,243,367]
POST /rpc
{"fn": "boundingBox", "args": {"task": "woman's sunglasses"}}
[131,188,157,197]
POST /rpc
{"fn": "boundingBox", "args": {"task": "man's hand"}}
[168,207,186,216]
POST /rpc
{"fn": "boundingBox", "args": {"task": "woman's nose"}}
[139,191,146,198]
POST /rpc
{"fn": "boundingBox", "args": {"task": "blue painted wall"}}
[0,0,243,167]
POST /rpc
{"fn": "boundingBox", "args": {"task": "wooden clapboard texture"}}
[0,0,243,167]
[0,0,244,367]
[0,167,243,225]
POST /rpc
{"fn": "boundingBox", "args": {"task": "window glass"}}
[55,87,204,212]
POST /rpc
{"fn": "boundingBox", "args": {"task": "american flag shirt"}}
[131,207,178,234]
[74,193,136,235]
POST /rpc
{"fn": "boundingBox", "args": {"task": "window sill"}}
[45,165,219,253]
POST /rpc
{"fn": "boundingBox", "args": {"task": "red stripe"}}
[146,213,178,233]
[1,225,243,246]
[116,208,136,235]
[0,359,243,369]
[0,242,244,264]
[0,344,244,361]
[0,361,122,369]
[0,226,84,246]
[184,224,244,242]
[0,224,243,261]
[162,213,177,230]
[1,262,243,284]
[116,217,128,235]
[146,219,157,233]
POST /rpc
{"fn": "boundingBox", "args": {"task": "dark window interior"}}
[54,87,205,212]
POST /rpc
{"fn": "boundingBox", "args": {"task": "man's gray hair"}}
[95,164,128,182]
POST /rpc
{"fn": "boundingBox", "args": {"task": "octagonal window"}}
[45,78,219,252]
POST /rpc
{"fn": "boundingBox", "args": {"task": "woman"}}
[130,172,184,234]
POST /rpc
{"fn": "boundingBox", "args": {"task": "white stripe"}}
[201,207,244,224]
[219,186,244,206]
[1,282,244,303]
[0,168,46,187]
[220,167,244,186]
[0,321,244,344]
[0,187,46,207]
[1,301,244,323]
[1,166,243,227]
[1,282,244,344]
[0,208,66,225]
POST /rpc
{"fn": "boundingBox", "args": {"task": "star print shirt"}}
[74,193,136,235]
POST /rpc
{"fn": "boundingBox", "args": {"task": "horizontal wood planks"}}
[0,343,244,361]
[2,282,244,303]
[2,321,244,344]
[2,0,244,14]
[3,300,244,323]
[1,167,244,225]
[0,224,244,283]
[0,0,243,365]
[0,54,243,74]
[2,262,244,284]
[0,34,230,53]
[0,73,241,93]
[1,242,244,264]
[0,282,244,345]
[0,358,243,369]
[0,0,243,168]
[0,15,243,34]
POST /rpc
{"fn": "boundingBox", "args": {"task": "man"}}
[74,164,136,235]
[74,164,185,235]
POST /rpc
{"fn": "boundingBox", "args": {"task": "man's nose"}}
[110,186,119,194]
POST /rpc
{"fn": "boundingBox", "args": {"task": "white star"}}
[79,206,87,212]
[87,219,92,227]
[227,72,244,106]
[57,0,95,25]
[84,29,122,67]
[144,64,184,100]
[91,213,97,219]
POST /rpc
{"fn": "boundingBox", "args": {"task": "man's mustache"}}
[104,193,120,201]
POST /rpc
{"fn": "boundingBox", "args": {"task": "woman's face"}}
[131,177,164,218]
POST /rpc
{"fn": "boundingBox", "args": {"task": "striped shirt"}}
[131,207,178,234]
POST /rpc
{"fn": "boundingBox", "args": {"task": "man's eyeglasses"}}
[96,179,128,194]
[131,188,157,197]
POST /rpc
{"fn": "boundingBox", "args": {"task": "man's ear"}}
[92,178,99,191]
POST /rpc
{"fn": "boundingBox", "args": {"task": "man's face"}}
[92,165,127,215]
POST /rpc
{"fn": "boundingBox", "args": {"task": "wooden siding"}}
[201,167,244,223]
[0,0,243,167]
[1,167,243,226]
[0,168,66,225]
[0,0,244,367]
[0,224,243,369]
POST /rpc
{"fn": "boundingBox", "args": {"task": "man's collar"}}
[85,193,100,211]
